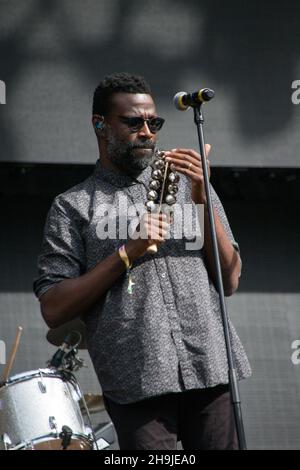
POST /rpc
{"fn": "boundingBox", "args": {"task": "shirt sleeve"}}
[33,196,86,299]
[210,184,242,273]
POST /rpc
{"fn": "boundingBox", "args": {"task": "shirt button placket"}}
[155,260,188,366]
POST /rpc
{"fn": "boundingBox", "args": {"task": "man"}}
[34,72,251,450]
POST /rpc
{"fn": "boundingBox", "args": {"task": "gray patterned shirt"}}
[33,159,251,404]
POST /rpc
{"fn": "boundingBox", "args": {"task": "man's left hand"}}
[164,145,211,205]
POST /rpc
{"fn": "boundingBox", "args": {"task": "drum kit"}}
[0,320,115,451]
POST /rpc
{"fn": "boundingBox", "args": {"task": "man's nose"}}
[138,121,154,138]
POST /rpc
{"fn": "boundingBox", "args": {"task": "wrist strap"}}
[118,245,135,295]
[118,245,132,269]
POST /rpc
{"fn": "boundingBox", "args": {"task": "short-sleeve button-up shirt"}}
[34,159,251,404]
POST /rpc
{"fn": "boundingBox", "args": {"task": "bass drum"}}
[0,369,92,450]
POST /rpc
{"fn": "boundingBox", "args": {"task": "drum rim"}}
[11,432,93,450]
[1,368,75,389]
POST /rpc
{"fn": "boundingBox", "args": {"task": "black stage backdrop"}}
[1,0,300,450]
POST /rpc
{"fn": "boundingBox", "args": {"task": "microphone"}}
[49,333,72,368]
[173,89,215,111]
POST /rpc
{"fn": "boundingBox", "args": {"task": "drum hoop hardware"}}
[1,433,12,450]
[48,416,58,435]
[38,369,47,393]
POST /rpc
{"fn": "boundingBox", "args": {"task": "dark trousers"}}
[103,384,238,450]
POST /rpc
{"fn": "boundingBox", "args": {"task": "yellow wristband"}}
[118,245,132,269]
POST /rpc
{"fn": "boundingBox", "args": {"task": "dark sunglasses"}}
[118,115,165,133]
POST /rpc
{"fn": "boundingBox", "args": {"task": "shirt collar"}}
[93,158,152,188]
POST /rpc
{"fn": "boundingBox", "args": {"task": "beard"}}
[106,128,157,176]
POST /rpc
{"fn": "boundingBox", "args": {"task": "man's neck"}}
[98,154,123,175]
[98,154,147,180]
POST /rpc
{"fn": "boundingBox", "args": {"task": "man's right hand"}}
[125,212,170,262]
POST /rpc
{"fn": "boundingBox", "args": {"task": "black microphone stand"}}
[193,104,247,450]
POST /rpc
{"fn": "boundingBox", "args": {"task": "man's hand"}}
[125,213,170,262]
[164,145,211,205]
